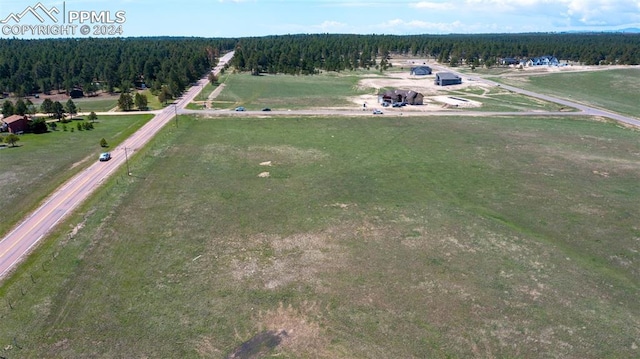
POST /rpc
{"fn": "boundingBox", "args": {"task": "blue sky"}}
[1,0,639,38]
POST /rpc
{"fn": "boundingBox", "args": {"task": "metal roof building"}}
[435,72,462,86]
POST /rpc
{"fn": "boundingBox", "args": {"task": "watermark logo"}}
[1,2,126,37]
[0,3,59,24]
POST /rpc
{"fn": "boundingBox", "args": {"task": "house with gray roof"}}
[526,55,559,66]
[435,72,462,86]
[410,66,432,76]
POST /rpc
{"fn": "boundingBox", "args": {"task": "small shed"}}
[435,72,462,86]
[1,115,29,133]
[410,66,432,76]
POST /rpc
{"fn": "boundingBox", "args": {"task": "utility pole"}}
[173,104,178,127]
[124,147,131,176]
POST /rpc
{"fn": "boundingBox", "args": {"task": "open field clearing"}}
[490,67,640,119]
[212,72,369,110]
[0,114,153,236]
[1,114,639,358]
[211,70,570,113]
[27,94,119,113]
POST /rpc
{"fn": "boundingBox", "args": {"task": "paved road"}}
[183,63,639,127]
[2,52,637,281]
[429,63,640,127]
[0,51,234,281]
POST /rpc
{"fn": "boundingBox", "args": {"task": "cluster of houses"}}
[500,55,562,67]
[378,65,464,106]
[380,54,561,106]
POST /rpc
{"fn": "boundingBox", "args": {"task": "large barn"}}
[435,72,462,86]
[380,89,424,105]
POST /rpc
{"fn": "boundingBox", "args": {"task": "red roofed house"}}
[1,115,29,134]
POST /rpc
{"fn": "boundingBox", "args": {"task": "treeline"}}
[1,33,638,96]
[231,33,640,74]
[0,37,236,97]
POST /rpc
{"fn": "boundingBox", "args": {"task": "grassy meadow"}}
[213,72,370,110]
[1,114,639,358]
[446,86,574,112]
[493,68,640,118]
[0,114,153,236]
[28,96,119,113]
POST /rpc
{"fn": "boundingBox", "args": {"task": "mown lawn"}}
[1,114,639,358]
[0,114,153,236]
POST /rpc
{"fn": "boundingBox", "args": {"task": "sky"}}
[1,0,639,39]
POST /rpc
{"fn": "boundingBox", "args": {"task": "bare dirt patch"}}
[230,229,348,291]
[351,69,489,111]
[246,145,328,165]
[223,301,328,358]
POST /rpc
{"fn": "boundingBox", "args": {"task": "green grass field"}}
[492,68,640,118]
[27,95,116,113]
[213,72,370,110]
[0,114,153,236]
[1,114,638,358]
[447,86,574,112]
[71,97,119,112]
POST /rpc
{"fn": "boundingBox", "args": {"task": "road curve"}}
[0,51,235,281]
[429,63,640,128]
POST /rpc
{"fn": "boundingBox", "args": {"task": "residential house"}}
[500,57,518,66]
[380,89,424,105]
[410,66,432,76]
[526,55,559,67]
[1,115,29,133]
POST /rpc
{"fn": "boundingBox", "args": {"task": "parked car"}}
[234,106,246,111]
[99,152,111,161]
[372,109,383,115]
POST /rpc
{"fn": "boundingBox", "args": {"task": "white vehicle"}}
[98,152,111,161]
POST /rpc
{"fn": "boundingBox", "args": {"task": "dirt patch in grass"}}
[229,228,349,291]
[197,302,329,359]
[352,71,491,111]
[246,145,328,165]
[255,302,328,357]
[226,330,287,359]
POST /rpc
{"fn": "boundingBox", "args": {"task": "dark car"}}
[261,107,271,111]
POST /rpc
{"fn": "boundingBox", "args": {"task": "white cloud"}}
[409,0,640,28]
[377,18,466,33]
[313,20,349,32]
[410,2,455,10]
[464,0,640,26]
